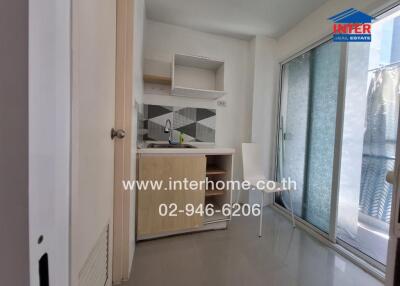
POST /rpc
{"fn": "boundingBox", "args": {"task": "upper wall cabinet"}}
[172,54,226,99]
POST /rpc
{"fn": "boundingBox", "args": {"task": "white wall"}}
[133,0,145,106]
[29,0,71,285]
[128,0,145,276]
[144,20,254,190]
[248,35,278,205]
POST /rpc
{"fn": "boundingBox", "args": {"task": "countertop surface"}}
[137,144,235,155]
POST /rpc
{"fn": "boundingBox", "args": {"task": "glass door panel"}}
[337,9,400,265]
[277,41,341,233]
[279,52,310,217]
[304,42,341,232]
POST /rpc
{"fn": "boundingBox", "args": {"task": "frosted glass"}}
[280,53,311,216]
[304,42,341,232]
[277,41,341,233]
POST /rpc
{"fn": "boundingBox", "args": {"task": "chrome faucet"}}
[164,119,173,144]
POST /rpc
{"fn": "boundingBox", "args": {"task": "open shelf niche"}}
[172,54,225,99]
[204,155,232,223]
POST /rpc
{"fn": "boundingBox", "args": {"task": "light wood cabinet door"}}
[137,155,206,236]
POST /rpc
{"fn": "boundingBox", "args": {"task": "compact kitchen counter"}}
[136,143,235,240]
[137,145,235,155]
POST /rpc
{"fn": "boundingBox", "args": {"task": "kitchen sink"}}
[146,143,197,148]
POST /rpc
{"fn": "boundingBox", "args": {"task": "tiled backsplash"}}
[139,104,216,143]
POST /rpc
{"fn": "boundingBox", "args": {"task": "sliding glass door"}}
[276,5,400,267]
[277,40,342,233]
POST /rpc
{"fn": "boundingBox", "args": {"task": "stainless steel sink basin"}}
[146,143,197,149]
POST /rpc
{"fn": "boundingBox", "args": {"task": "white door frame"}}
[29,0,71,285]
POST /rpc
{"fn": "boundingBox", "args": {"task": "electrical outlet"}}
[217,100,227,107]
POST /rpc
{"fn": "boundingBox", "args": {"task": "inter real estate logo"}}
[329,8,374,42]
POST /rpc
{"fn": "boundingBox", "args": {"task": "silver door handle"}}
[111,128,126,140]
[386,171,395,184]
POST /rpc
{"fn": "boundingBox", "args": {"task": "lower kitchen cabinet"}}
[137,155,206,237]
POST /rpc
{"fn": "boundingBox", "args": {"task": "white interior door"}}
[70,0,116,285]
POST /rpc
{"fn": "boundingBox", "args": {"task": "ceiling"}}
[145,0,329,40]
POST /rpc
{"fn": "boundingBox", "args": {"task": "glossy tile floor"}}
[122,207,383,286]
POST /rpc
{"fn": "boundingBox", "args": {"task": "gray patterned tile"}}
[196,123,215,142]
[142,104,216,143]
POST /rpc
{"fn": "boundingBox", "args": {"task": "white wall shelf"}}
[172,54,225,99]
